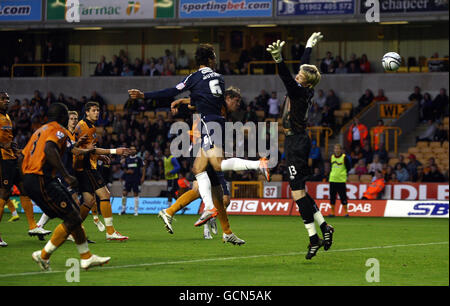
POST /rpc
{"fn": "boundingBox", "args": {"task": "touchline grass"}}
[0,214,448,286]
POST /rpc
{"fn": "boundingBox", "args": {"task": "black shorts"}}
[74,169,106,194]
[0,159,22,190]
[200,115,225,151]
[124,180,140,194]
[329,182,348,205]
[285,132,312,191]
[23,174,79,220]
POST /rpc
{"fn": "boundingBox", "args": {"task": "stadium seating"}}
[348,174,360,183]
[360,174,373,183]
[271,174,283,182]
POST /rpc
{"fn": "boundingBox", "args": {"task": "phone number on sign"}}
[299,2,353,11]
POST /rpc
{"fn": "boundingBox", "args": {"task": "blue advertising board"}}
[277,0,355,16]
[110,197,202,215]
[15,197,201,216]
[179,0,272,18]
[0,0,42,22]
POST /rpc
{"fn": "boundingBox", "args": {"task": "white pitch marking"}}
[0,241,447,279]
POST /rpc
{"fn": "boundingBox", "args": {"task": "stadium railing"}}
[231,181,263,198]
[11,63,82,78]
[370,126,402,154]
[306,126,333,155]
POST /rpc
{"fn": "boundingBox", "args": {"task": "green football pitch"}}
[0,213,448,286]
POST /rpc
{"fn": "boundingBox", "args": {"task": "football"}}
[382,52,402,71]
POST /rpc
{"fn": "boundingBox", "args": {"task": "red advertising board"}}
[281,182,449,200]
[224,199,387,217]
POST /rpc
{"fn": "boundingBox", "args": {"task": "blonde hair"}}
[68,111,78,117]
[297,64,321,88]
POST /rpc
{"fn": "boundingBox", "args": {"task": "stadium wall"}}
[1,72,448,106]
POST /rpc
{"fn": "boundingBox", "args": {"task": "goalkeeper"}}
[267,33,334,260]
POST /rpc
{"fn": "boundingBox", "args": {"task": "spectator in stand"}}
[397,154,407,169]
[142,59,151,75]
[357,89,374,113]
[219,62,234,75]
[314,89,327,109]
[89,91,105,108]
[420,92,435,122]
[373,89,388,102]
[433,88,449,117]
[414,165,425,182]
[163,49,176,67]
[373,119,385,151]
[407,154,422,180]
[434,122,449,142]
[94,56,110,76]
[423,164,445,182]
[395,163,410,182]
[389,172,399,183]
[162,59,176,76]
[347,117,369,150]
[323,161,331,180]
[362,140,374,164]
[0,64,11,77]
[255,90,270,112]
[325,89,340,112]
[267,91,280,118]
[310,167,324,182]
[177,49,189,69]
[423,157,436,175]
[320,51,335,74]
[243,105,258,125]
[12,56,26,77]
[362,170,385,200]
[335,61,348,74]
[320,105,335,129]
[237,50,251,75]
[291,38,305,72]
[373,142,388,164]
[348,62,361,73]
[368,154,383,175]
[384,165,394,181]
[308,103,322,127]
[416,120,437,142]
[350,159,368,176]
[133,58,143,76]
[155,58,164,75]
[346,54,359,69]
[359,54,371,73]
[409,86,423,102]
[148,61,160,76]
[121,65,134,76]
[309,140,322,170]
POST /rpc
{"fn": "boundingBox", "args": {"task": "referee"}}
[329,144,351,217]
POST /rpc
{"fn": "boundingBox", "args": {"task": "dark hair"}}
[195,44,215,67]
[85,101,100,113]
[48,103,69,126]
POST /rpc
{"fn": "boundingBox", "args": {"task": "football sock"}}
[195,172,215,214]
[134,197,139,213]
[305,223,319,244]
[91,201,99,219]
[41,223,69,260]
[221,158,260,171]
[37,213,50,228]
[20,196,37,230]
[296,196,320,244]
[166,189,199,216]
[330,204,336,214]
[0,199,5,222]
[79,203,91,221]
[342,204,348,215]
[6,200,17,215]
[71,225,91,259]
[212,188,232,235]
[121,196,126,211]
[100,199,115,235]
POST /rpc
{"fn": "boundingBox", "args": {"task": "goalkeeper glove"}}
[266,40,285,63]
[306,32,323,48]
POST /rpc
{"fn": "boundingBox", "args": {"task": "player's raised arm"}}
[128,73,193,101]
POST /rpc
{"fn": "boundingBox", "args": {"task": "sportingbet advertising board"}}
[179,0,272,18]
[0,0,42,22]
[46,0,174,21]
[277,0,355,16]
